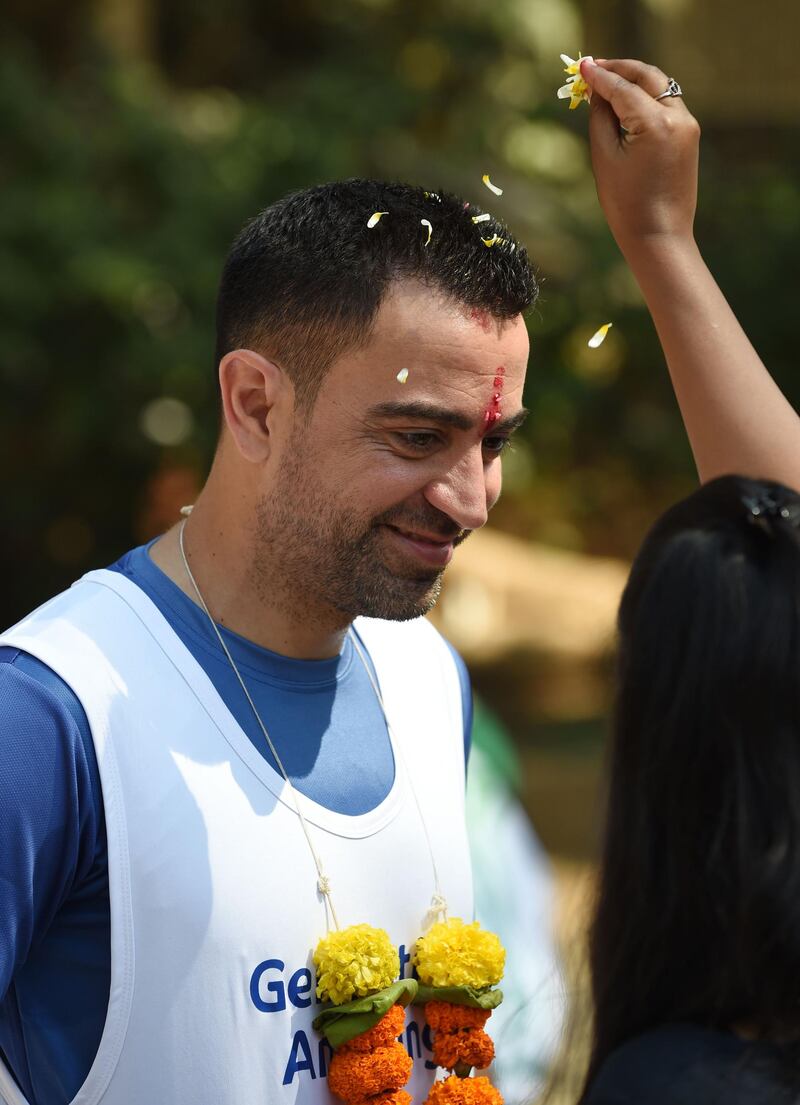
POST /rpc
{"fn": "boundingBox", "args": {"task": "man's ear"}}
[218,348,288,462]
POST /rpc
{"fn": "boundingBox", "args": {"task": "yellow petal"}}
[471,213,491,223]
[588,323,613,348]
[482,174,503,197]
[420,218,433,246]
[396,368,409,384]
[367,211,388,228]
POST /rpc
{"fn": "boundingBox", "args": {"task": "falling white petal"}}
[588,323,613,348]
[471,213,492,223]
[482,174,503,196]
[367,211,389,228]
[420,218,433,246]
[396,368,409,384]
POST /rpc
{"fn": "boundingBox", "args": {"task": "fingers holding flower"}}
[577,57,701,247]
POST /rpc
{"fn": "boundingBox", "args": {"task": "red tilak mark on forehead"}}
[484,365,505,428]
[470,308,492,334]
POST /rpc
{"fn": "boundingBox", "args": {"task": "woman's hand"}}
[579,58,701,250]
[577,57,800,491]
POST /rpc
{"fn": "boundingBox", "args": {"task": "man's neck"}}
[148,506,350,661]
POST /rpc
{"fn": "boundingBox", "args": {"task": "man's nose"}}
[423,449,494,534]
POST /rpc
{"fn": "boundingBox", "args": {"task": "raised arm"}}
[579,57,800,490]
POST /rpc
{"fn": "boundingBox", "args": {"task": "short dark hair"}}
[215,179,537,409]
[582,475,800,1096]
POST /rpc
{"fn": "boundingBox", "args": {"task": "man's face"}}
[257,280,529,623]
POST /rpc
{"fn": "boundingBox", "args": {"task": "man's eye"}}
[395,432,439,451]
[483,436,511,455]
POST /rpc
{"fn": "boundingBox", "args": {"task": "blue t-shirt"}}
[0,542,472,1105]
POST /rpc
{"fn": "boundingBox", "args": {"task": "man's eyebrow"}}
[366,401,529,435]
[492,408,529,435]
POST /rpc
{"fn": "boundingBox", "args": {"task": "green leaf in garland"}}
[412,984,503,1009]
[313,978,418,1050]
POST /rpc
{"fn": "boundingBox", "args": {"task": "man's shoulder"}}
[0,646,96,766]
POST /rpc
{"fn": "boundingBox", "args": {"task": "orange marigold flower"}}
[433,1029,495,1071]
[425,1074,504,1104]
[360,1096,415,1105]
[354,1093,412,1105]
[328,1042,412,1102]
[339,1005,406,1054]
[426,1001,491,1034]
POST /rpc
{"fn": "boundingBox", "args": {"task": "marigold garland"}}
[414,918,506,1103]
[314,925,415,1105]
[425,1075,503,1104]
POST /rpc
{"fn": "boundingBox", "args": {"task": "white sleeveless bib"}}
[0,569,473,1105]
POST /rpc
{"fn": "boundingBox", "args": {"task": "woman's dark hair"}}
[582,474,800,1095]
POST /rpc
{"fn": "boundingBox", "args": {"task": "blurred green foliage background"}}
[2,2,799,829]
[4,0,799,612]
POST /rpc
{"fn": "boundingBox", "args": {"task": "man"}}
[0,180,534,1104]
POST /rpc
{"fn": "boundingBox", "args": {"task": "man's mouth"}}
[383,524,457,568]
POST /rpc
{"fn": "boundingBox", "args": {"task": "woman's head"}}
[585,475,800,1088]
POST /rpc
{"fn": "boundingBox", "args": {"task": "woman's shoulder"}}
[584,1023,800,1105]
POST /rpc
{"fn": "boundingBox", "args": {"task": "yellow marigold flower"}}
[413,919,505,990]
[314,924,399,1006]
[557,53,592,110]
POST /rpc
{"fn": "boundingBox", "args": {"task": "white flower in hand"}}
[557,53,592,110]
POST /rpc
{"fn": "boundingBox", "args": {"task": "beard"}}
[253,461,468,623]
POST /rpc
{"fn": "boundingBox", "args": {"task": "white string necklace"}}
[177,514,448,932]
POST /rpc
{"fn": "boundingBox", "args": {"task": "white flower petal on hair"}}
[420,218,433,246]
[482,174,503,196]
[588,322,613,348]
[367,211,389,228]
[423,191,442,202]
[396,368,409,384]
[471,213,492,223]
